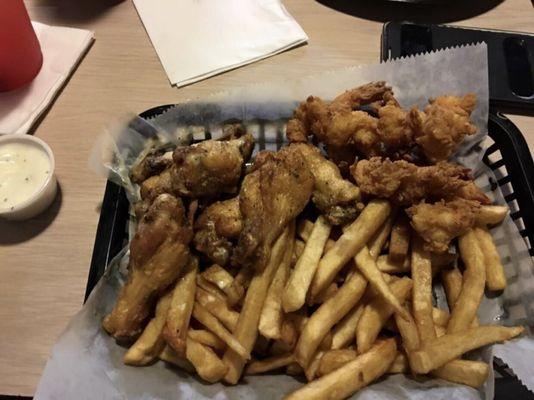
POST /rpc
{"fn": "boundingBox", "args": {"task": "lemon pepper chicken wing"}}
[103,194,193,340]
[291,143,362,225]
[233,146,314,271]
[193,197,243,266]
[351,157,489,206]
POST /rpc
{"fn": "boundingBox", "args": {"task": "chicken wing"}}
[233,146,314,271]
[351,157,489,205]
[131,149,173,184]
[407,199,479,252]
[291,143,362,225]
[103,194,193,340]
[409,94,477,162]
[193,197,242,266]
[171,133,254,198]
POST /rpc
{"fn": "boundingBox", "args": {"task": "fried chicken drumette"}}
[103,194,193,340]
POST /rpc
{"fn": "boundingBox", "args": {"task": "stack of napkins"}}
[0,22,93,135]
[132,0,308,87]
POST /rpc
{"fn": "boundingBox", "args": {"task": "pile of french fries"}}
[121,193,523,399]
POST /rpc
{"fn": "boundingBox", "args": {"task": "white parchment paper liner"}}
[36,44,534,400]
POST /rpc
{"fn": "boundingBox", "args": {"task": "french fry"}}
[159,345,195,373]
[441,267,463,310]
[295,271,367,368]
[411,236,436,344]
[245,353,295,375]
[201,264,234,293]
[195,287,238,331]
[305,351,325,382]
[124,291,173,365]
[434,324,447,337]
[433,359,490,388]
[409,325,524,374]
[377,254,410,274]
[197,275,226,300]
[292,239,306,264]
[225,267,253,307]
[283,216,332,313]
[285,339,397,400]
[162,258,198,355]
[309,282,338,305]
[394,307,420,352]
[297,219,315,241]
[310,200,392,300]
[192,303,248,360]
[447,230,486,334]
[368,213,395,260]
[476,205,508,226]
[316,349,357,377]
[432,307,450,327]
[389,214,411,262]
[260,233,295,339]
[188,329,226,351]
[222,226,290,384]
[186,337,228,383]
[354,246,410,320]
[331,304,364,350]
[319,331,333,350]
[475,226,506,291]
[356,277,412,353]
[387,352,408,374]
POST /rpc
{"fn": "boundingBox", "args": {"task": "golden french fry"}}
[434,324,447,337]
[305,351,325,382]
[368,213,395,260]
[356,277,412,353]
[432,307,450,327]
[222,226,291,384]
[319,331,333,351]
[159,345,195,373]
[195,287,238,331]
[297,219,315,241]
[283,216,332,313]
[395,307,420,352]
[260,234,295,339]
[285,339,397,400]
[186,337,228,383]
[409,325,524,374]
[411,236,436,344]
[192,303,248,360]
[387,352,408,374]
[475,226,506,291]
[316,349,357,377]
[188,329,226,351]
[447,230,486,334]
[389,214,410,262]
[441,267,463,310]
[310,200,391,300]
[293,239,305,265]
[310,282,338,305]
[225,267,253,307]
[295,271,367,368]
[197,275,226,300]
[355,246,410,320]
[433,359,490,388]
[201,264,234,293]
[245,353,295,375]
[162,258,198,355]
[124,291,173,365]
[476,205,508,226]
[331,304,364,350]
[286,362,304,376]
[377,254,410,274]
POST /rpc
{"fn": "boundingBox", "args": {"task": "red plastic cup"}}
[0,0,43,92]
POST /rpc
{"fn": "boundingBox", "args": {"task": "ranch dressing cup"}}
[0,135,57,220]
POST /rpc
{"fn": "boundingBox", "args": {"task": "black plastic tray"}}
[82,107,534,400]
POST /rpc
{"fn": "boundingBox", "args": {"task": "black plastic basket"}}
[82,106,534,400]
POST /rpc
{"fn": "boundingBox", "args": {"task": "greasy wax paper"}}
[36,43,534,400]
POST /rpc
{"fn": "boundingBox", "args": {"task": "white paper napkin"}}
[132,0,308,88]
[0,22,93,135]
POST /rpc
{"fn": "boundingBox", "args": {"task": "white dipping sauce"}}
[0,142,51,211]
